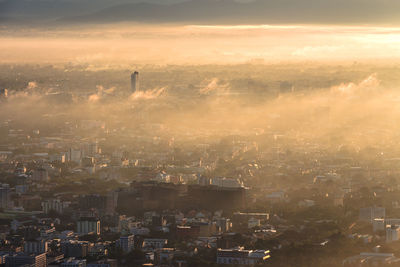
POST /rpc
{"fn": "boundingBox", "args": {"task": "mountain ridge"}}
[1,0,400,25]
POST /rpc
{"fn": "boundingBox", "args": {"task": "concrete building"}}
[41,199,70,214]
[143,239,168,249]
[0,88,8,99]
[82,157,95,174]
[79,194,107,211]
[69,148,82,164]
[49,153,66,163]
[216,248,270,265]
[83,141,99,157]
[40,227,56,239]
[77,218,101,236]
[298,199,315,208]
[106,191,118,215]
[176,226,200,239]
[0,184,11,209]
[211,177,244,188]
[61,241,89,258]
[32,168,49,182]
[5,252,47,267]
[198,176,211,186]
[116,235,135,253]
[14,163,26,175]
[87,259,117,267]
[359,207,385,222]
[88,242,108,258]
[385,218,400,226]
[333,195,344,206]
[386,225,400,243]
[248,217,261,229]
[15,184,28,195]
[155,248,175,265]
[0,252,9,265]
[265,191,286,202]
[373,218,385,232]
[61,258,87,267]
[24,240,49,254]
[343,252,400,266]
[215,218,232,233]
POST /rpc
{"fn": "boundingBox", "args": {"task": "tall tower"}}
[131,71,139,92]
[0,89,8,99]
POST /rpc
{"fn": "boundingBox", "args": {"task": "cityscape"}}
[1,0,400,267]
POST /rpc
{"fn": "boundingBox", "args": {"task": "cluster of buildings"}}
[0,115,273,266]
[3,74,400,266]
[0,199,272,266]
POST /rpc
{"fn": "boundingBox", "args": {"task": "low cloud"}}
[199,78,230,95]
[130,87,166,100]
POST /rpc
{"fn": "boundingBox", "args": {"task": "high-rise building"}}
[106,191,118,215]
[61,240,89,258]
[24,240,49,254]
[69,148,82,164]
[131,71,139,92]
[77,218,101,235]
[0,184,11,209]
[0,89,8,99]
[87,141,99,157]
[41,199,70,214]
[116,235,135,253]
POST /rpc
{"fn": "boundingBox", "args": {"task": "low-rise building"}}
[87,259,117,267]
[5,252,47,267]
[143,239,168,249]
[373,218,385,232]
[343,252,400,266]
[216,248,270,265]
[61,258,87,267]
[359,207,385,223]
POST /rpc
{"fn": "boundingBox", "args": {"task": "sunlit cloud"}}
[2,24,400,64]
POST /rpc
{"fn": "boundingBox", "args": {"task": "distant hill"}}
[1,0,400,25]
[0,0,184,23]
[58,0,248,24]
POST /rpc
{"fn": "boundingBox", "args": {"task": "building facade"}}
[216,248,270,265]
[77,218,101,235]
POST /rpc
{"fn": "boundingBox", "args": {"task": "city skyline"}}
[1,0,400,266]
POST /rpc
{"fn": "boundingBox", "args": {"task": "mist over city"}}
[1,1,400,267]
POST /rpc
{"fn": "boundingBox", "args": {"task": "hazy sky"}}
[1,0,400,64]
[1,24,400,65]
